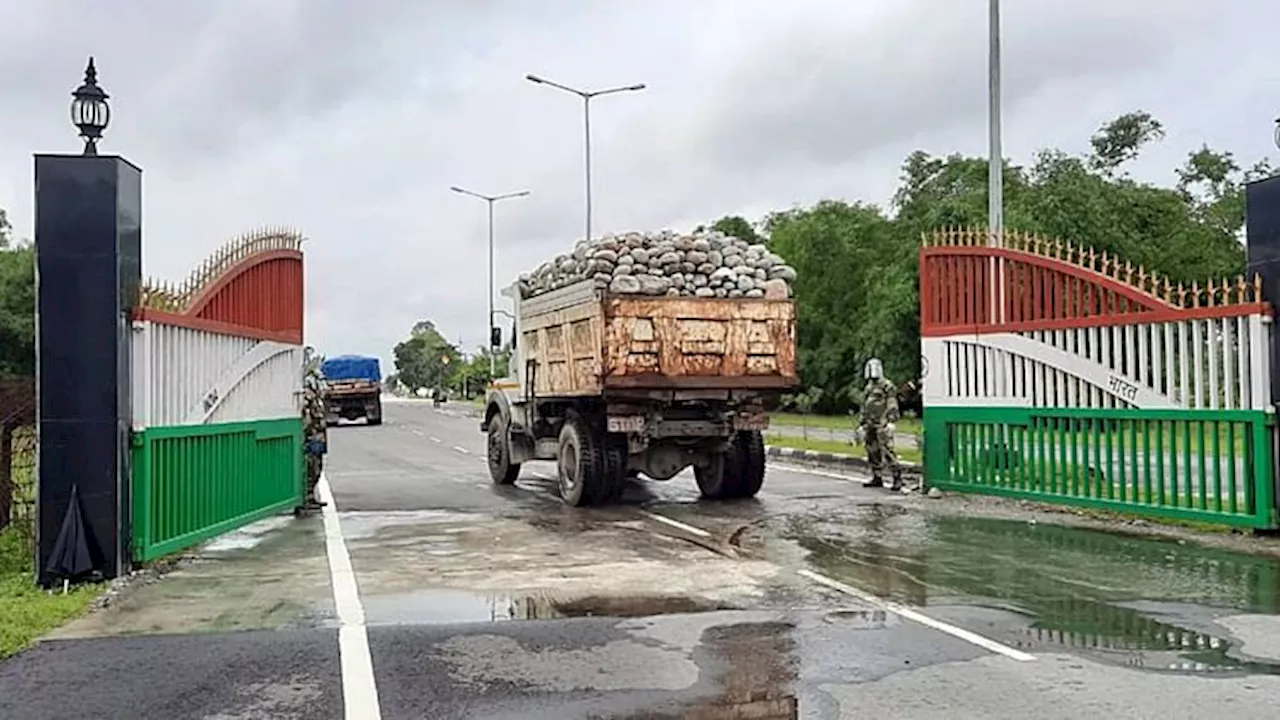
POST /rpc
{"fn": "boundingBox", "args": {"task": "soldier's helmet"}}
[864,357,884,380]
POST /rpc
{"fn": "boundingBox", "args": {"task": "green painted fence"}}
[923,406,1279,530]
[131,417,303,561]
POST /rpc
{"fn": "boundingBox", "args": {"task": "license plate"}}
[606,415,645,433]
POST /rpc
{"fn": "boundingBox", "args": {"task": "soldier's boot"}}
[864,475,885,488]
[889,470,903,491]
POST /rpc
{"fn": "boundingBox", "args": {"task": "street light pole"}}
[450,185,531,377]
[525,74,646,243]
[987,0,1003,246]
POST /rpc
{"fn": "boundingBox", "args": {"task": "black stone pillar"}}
[1246,175,1280,406]
[34,154,141,586]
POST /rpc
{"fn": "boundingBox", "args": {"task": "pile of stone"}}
[517,230,798,300]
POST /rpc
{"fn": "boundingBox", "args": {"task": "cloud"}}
[0,0,1275,372]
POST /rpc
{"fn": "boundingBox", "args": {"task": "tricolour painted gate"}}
[920,229,1278,529]
[130,228,306,561]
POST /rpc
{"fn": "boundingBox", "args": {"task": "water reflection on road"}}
[782,506,1280,674]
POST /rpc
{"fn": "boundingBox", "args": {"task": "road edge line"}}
[317,474,385,719]
[797,569,1034,662]
[638,510,713,539]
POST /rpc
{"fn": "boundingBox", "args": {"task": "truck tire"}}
[694,451,734,499]
[734,430,767,499]
[695,430,766,500]
[600,434,629,504]
[487,416,520,485]
[557,417,604,506]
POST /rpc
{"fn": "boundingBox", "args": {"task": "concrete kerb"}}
[764,444,922,477]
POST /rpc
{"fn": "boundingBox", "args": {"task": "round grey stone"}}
[609,275,641,294]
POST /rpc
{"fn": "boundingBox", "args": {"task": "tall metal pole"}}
[583,95,593,244]
[526,74,646,244]
[450,185,530,379]
[487,199,496,376]
[987,0,1003,246]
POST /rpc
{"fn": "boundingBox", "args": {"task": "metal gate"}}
[920,229,1277,529]
[129,228,306,560]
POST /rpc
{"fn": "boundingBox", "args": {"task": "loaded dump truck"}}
[321,354,383,426]
[482,231,798,506]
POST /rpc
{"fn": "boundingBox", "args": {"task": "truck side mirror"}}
[490,326,502,349]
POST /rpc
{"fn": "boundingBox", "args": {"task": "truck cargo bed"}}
[518,281,797,397]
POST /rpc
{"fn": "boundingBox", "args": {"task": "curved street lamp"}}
[525,74,646,244]
[71,57,110,156]
[450,185,531,376]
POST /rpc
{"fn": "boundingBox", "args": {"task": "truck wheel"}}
[600,434,628,504]
[734,430,767,498]
[694,451,735,499]
[557,418,604,506]
[487,416,520,485]
[695,430,766,500]
[367,416,383,426]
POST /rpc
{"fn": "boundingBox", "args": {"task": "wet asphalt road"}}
[6,400,1280,718]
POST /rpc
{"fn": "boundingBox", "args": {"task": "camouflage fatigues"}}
[861,376,902,488]
[300,350,328,511]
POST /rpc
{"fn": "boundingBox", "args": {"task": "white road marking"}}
[797,569,1035,662]
[638,510,712,539]
[531,471,553,480]
[316,475,384,719]
[451,445,469,454]
[409,429,423,436]
[429,436,441,443]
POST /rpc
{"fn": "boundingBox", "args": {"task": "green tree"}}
[0,208,35,377]
[767,200,918,412]
[392,320,460,391]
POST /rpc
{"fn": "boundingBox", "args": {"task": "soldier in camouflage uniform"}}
[299,348,328,515]
[860,357,903,490]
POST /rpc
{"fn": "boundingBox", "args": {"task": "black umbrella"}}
[44,484,102,589]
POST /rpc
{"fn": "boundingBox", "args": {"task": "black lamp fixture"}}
[70,57,110,156]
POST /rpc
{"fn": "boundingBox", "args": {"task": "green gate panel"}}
[923,405,1278,530]
[131,417,303,562]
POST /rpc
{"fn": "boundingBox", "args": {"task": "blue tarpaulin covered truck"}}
[320,355,383,426]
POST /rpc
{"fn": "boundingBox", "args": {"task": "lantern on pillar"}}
[70,57,111,156]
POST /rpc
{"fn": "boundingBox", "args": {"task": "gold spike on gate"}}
[1255,274,1265,302]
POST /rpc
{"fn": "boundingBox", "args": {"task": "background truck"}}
[321,355,383,426]
[482,279,798,506]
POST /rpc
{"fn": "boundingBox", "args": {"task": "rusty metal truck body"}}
[482,279,798,506]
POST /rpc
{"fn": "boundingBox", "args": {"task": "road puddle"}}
[362,589,737,625]
[783,507,1280,675]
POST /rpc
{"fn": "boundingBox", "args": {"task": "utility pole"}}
[525,74,647,243]
[450,186,530,377]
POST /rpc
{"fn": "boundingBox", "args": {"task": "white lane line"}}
[428,436,441,443]
[316,475,384,719]
[638,510,713,539]
[409,429,424,436]
[451,445,470,454]
[797,569,1035,662]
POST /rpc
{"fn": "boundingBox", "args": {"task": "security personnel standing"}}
[860,357,903,491]
[299,348,328,515]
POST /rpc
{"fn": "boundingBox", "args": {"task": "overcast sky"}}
[2,1,1277,371]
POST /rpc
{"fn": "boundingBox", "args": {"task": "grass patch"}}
[771,413,923,435]
[765,433,923,465]
[0,527,103,658]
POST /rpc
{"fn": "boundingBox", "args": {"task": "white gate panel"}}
[131,321,301,427]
